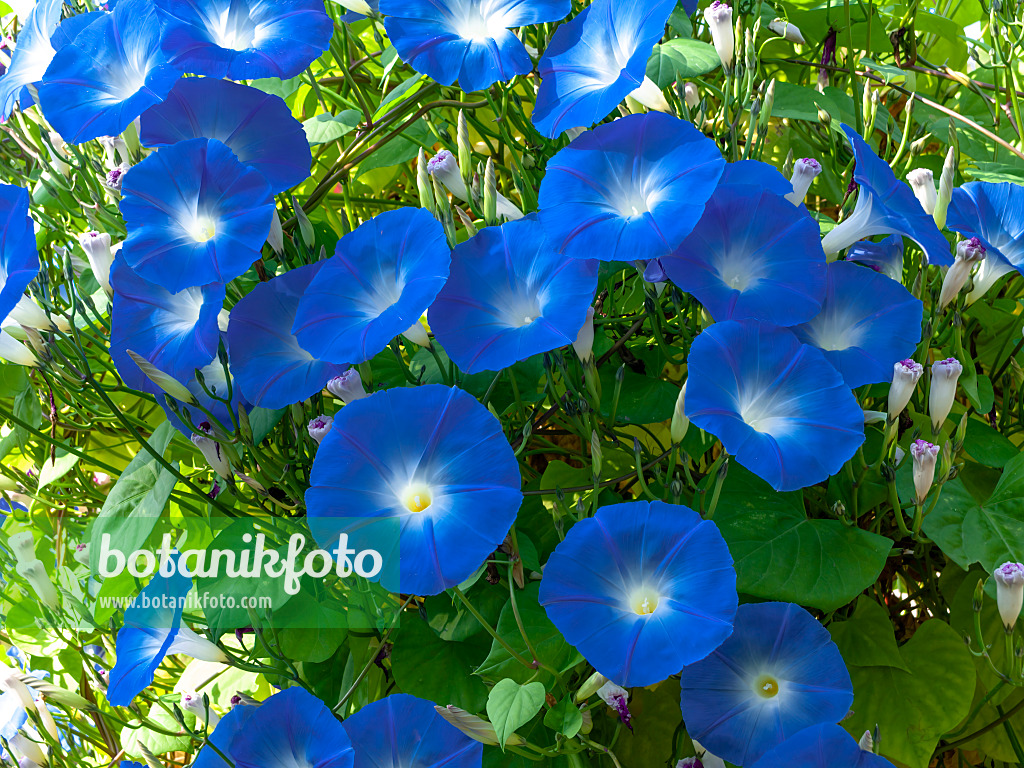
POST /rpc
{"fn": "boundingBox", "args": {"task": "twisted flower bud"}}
[910,439,939,504]
[704,2,735,72]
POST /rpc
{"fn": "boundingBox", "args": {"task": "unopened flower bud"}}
[8,532,36,566]
[0,330,39,368]
[785,158,821,205]
[683,82,700,108]
[73,543,90,566]
[16,560,58,610]
[35,699,59,742]
[704,1,735,71]
[939,237,986,309]
[433,705,526,747]
[768,18,805,43]
[629,76,671,113]
[307,414,333,444]
[326,370,368,404]
[191,424,232,478]
[929,357,963,432]
[104,163,129,192]
[576,670,609,701]
[77,231,114,294]
[0,667,36,713]
[180,691,221,727]
[671,383,689,442]
[858,729,874,752]
[10,732,46,767]
[416,149,435,211]
[887,359,923,419]
[573,307,595,363]
[906,168,937,215]
[994,562,1024,631]
[267,209,284,255]
[597,681,632,732]
[934,147,956,229]
[910,439,939,504]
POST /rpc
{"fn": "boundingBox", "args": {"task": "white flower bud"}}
[0,329,39,368]
[575,670,609,702]
[929,357,963,432]
[428,150,522,221]
[858,729,874,752]
[887,359,923,420]
[7,296,68,332]
[768,18,806,44]
[77,231,115,294]
[572,307,595,363]
[934,147,956,229]
[704,1,735,71]
[994,562,1024,631]
[784,158,821,205]
[10,731,46,767]
[180,691,221,728]
[906,168,937,215]
[894,445,906,464]
[190,427,232,478]
[910,439,939,504]
[307,414,333,445]
[330,0,373,14]
[939,237,986,309]
[166,626,228,663]
[73,543,90,566]
[683,83,700,108]
[104,163,130,192]
[863,410,886,424]
[35,699,59,742]
[0,667,36,713]
[671,383,689,442]
[98,135,130,169]
[326,370,368,404]
[8,532,36,566]
[267,209,284,255]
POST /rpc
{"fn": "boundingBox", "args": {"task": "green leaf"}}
[476,584,580,684]
[962,418,1020,468]
[373,74,425,121]
[249,407,286,443]
[251,76,304,99]
[714,466,891,611]
[543,695,582,738]
[37,449,79,490]
[356,119,431,176]
[668,3,693,36]
[303,110,362,146]
[392,618,489,711]
[0,363,28,398]
[597,368,679,425]
[121,705,196,757]
[486,679,545,752]
[646,39,720,89]
[926,453,1024,574]
[88,422,178,575]
[860,57,912,87]
[829,598,910,671]
[836,619,975,768]
[769,81,839,122]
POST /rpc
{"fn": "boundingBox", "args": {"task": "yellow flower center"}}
[192,217,217,243]
[630,589,660,616]
[755,675,780,698]
[403,484,432,513]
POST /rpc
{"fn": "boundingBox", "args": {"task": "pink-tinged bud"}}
[910,439,939,504]
[939,237,986,309]
[180,691,221,727]
[77,231,115,294]
[906,168,937,215]
[929,357,963,432]
[785,158,821,205]
[105,163,129,192]
[73,543,90,566]
[307,414,333,444]
[428,150,469,200]
[191,424,231,478]
[677,759,704,768]
[683,82,700,108]
[573,307,595,362]
[768,18,805,44]
[231,692,261,707]
[994,562,1024,631]
[597,681,632,732]
[327,370,368,404]
[704,1,735,71]
[887,359,923,419]
[858,730,874,752]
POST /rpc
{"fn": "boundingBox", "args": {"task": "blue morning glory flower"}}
[49,11,107,50]
[291,207,450,365]
[109,253,224,396]
[820,125,951,266]
[227,262,348,409]
[107,570,227,706]
[791,260,922,389]
[0,0,63,120]
[685,320,864,492]
[139,77,312,194]
[539,500,737,687]
[661,185,826,325]
[306,384,522,595]
[719,159,793,196]
[429,217,598,373]
[192,688,352,768]
[532,0,676,136]
[0,184,39,324]
[38,0,182,144]
[119,137,275,293]
[381,0,571,94]
[345,693,482,768]
[846,234,904,281]
[749,723,895,768]
[538,113,724,263]
[947,181,1024,277]
[679,602,854,767]
[155,0,335,80]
